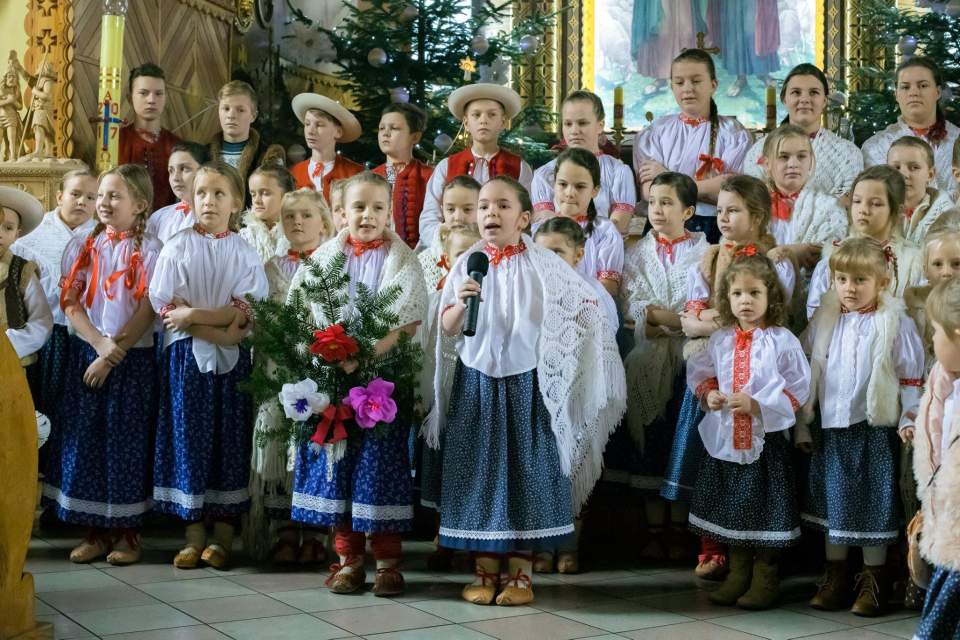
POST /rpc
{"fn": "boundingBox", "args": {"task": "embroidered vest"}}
[0,252,39,366]
[445,149,523,183]
[292,156,364,203]
[373,160,433,249]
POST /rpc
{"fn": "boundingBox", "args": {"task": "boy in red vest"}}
[290,93,364,204]
[418,83,532,248]
[373,103,433,249]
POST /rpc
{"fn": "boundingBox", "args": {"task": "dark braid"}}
[554,147,601,238]
[708,98,719,159]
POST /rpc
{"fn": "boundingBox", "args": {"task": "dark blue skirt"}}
[290,412,413,533]
[42,337,156,529]
[801,421,901,546]
[26,323,71,418]
[419,441,444,510]
[437,363,574,552]
[153,338,253,521]
[660,386,706,502]
[915,566,960,640]
[689,434,800,548]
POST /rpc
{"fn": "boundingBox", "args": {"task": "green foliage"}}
[846,0,960,144]
[285,0,556,166]
[244,251,423,447]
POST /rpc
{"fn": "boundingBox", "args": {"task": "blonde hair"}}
[343,171,392,206]
[195,161,245,231]
[923,207,960,266]
[328,179,348,210]
[218,80,258,106]
[91,164,153,250]
[927,278,960,336]
[829,237,892,283]
[440,224,481,259]
[761,123,814,187]
[282,188,334,240]
[60,166,96,192]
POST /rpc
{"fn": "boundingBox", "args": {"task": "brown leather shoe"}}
[810,560,852,611]
[106,530,142,566]
[851,565,887,617]
[557,552,579,574]
[326,559,366,594]
[201,543,230,569]
[533,552,554,573]
[462,564,500,605]
[69,530,110,564]
[495,568,534,606]
[173,545,202,569]
[372,566,406,597]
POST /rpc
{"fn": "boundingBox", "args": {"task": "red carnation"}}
[309,324,359,363]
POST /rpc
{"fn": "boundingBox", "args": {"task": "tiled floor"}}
[27,532,922,640]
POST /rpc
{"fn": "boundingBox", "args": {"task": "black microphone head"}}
[466,251,489,276]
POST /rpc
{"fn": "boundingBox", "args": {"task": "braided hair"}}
[672,48,720,160]
[554,147,601,237]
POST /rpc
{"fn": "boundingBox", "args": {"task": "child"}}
[911,278,960,640]
[620,172,708,559]
[289,93,364,202]
[248,188,335,564]
[954,136,960,197]
[633,49,753,243]
[533,147,624,296]
[11,170,96,415]
[418,82,533,248]
[119,63,180,210]
[329,179,349,233]
[149,161,269,569]
[241,165,295,263]
[888,136,955,245]
[146,141,209,245]
[863,57,960,201]
[688,253,810,610]
[806,166,925,319]
[288,171,427,596]
[426,176,625,605]
[663,175,794,581]
[373,103,434,249]
[209,81,281,188]
[46,165,160,565]
[1,186,51,367]
[419,175,481,291]
[531,91,636,233]
[744,64,863,197]
[798,237,925,617]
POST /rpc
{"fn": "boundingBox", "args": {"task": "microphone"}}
[462,251,489,337]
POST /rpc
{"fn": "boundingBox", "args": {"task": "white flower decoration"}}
[279,379,330,422]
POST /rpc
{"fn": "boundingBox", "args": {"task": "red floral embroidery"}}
[193,224,230,239]
[484,241,527,265]
[899,378,923,387]
[533,202,555,213]
[695,377,719,399]
[732,327,754,451]
[231,297,253,322]
[685,299,709,318]
[656,232,691,261]
[680,114,708,126]
[597,269,622,283]
[611,202,635,214]
[158,303,177,317]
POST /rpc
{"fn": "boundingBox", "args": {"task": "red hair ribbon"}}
[60,236,99,311]
[695,154,725,180]
[733,244,758,259]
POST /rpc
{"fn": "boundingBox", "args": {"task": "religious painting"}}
[590,0,819,129]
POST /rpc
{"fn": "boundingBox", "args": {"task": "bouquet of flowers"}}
[245,251,423,449]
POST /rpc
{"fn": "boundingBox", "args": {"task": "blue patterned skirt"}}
[660,386,706,502]
[42,337,156,529]
[437,363,574,552]
[801,421,901,546]
[689,434,800,548]
[915,566,960,640]
[290,411,413,533]
[26,323,71,418]
[153,338,253,521]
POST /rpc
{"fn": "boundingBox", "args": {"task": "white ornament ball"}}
[471,34,490,55]
[367,47,388,67]
[433,133,454,153]
[518,34,539,55]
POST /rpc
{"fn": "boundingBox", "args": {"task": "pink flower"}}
[344,378,397,429]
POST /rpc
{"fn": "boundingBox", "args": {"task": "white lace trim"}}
[291,492,346,514]
[420,499,439,510]
[689,514,801,542]
[43,484,151,518]
[439,523,574,540]
[800,513,899,540]
[153,486,249,509]
[352,502,413,521]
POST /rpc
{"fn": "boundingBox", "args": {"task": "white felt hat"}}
[0,186,43,236]
[448,83,522,120]
[292,93,362,143]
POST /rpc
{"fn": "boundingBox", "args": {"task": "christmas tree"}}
[845,0,960,144]
[284,0,556,165]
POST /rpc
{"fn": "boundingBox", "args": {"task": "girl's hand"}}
[95,336,126,365]
[900,427,915,443]
[699,308,719,322]
[610,210,633,235]
[797,243,822,270]
[727,392,757,416]
[456,277,481,308]
[223,315,249,344]
[706,390,726,411]
[163,306,194,331]
[638,160,668,183]
[339,358,359,374]
[83,357,113,389]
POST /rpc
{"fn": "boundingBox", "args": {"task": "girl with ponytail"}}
[633,48,753,244]
[45,164,161,566]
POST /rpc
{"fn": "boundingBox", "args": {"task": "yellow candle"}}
[765,83,777,131]
[613,85,624,129]
[96,12,127,171]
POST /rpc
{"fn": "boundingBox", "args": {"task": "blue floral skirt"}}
[26,323,71,418]
[801,421,901,546]
[437,363,574,552]
[153,338,253,521]
[915,566,960,640]
[689,434,800,548]
[290,411,413,533]
[660,386,706,502]
[42,337,156,529]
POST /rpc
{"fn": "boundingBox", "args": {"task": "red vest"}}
[372,160,433,249]
[119,125,180,211]
[444,148,523,184]
[291,155,364,202]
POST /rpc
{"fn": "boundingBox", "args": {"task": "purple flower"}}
[344,378,397,429]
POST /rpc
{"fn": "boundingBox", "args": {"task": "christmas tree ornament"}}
[897,35,918,56]
[491,57,510,84]
[471,34,490,55]
[433,133,454,152]
[518,34,539,56]
[946,0,960,17]
[389,87,410,103]
[367,47,388,67]
[459,56,477,81]
[401,4,419,21]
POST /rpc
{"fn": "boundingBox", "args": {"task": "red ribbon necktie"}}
[695,154,725,180]
[311,404,353,446]
[346,236,386,256]
[175,202,191,215]
[770,191,799,221]
[484,241,527,266]
[287,248,317,262]
[679,114,708,127]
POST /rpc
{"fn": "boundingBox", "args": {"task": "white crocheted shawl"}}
[620,232,708,449]
[240,210,289,264]
[418,239,446,291]
[424,235,627,513]
[791,188,849,246]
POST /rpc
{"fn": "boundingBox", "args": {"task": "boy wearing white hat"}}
[290,93,364,203]
[417,83,533,248]
[0,186,52,366]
